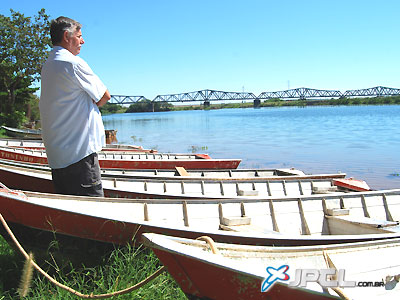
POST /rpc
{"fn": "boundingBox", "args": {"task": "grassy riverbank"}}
[0,235,186,299]
[0,128,185,299]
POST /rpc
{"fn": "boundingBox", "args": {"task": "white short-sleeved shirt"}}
[40,46,107,169]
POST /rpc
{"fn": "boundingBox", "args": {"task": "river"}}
[103,105,400,190]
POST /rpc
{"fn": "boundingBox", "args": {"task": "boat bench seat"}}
[219,216,281,234]
[312,186,338,194]
[238,190,259,196]
[326,213,400,235]
[220,216,251,226]
[219,223,282,234]
[175,167,189,176]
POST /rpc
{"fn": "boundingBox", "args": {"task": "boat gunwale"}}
[8,186,400,204]
[142,232,400,262]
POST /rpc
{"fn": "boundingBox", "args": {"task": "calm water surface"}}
[103,105,400,190]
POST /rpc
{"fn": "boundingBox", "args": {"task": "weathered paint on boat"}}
[333,178,371,192]
[0,185,399,249]
[142,233,400,300]
[0,146,240,169]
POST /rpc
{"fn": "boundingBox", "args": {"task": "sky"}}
[2,0,400,99]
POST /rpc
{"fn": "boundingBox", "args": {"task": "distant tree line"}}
[125,100,173,113]
[100,100,173,114]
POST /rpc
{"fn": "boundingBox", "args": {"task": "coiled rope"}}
[0,213,165,299]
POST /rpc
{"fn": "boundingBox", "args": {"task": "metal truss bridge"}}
[109,86,400,105]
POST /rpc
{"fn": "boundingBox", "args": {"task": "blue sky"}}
[2,0,400,99]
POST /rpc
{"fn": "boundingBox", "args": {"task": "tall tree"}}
[0,8,51,126]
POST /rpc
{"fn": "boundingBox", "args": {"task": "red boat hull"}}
[98,158,239,170]
[333,178,371,192]
[0,148,240,169]
[1,185,400,255]
[0,167,56,193]
[151,247,337,300]
[0,190,201,246]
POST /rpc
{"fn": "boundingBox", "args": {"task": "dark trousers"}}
[51,153,104,197]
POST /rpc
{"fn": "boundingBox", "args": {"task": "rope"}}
[0,213,165,299]
[322,251,351,300]
[330,287,351,300]
[196,236,219,254]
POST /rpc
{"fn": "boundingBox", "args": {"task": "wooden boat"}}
[0,184,399,250]
[0,160,365,200]
[1,127,119,145]
[0,157,347,181]
[142,233,400,300]
[0,138,157,153]
[333,178,371,192]
[1,125,42,139]
[106,167,347,181]
[0,146,240,169]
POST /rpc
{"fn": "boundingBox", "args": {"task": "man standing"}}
[40,16,111,197]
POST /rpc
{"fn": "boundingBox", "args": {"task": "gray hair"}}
[50,16,82,46]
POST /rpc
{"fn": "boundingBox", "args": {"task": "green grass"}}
[0,235,186,299]
[0,128,8,138]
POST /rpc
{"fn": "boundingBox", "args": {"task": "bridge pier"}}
[203,100,210,107]
[253,99,261,108]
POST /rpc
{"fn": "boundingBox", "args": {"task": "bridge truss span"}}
[343,86,400,97]
[153,89,257,103]
[109,95,149,105]
[108,86,400,105]
[258,87,342,100]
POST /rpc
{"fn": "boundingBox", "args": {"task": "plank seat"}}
[237,190,259,196]
[326,214,400,235]
[175,167,189,176]
[220,216,251,226]
[312,186,338,194]
[218,214,282,234]
[219,224,281,234]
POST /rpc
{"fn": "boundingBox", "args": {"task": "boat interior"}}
[15,189,400,237]
[0,158,346,181]
[102,176,355,198]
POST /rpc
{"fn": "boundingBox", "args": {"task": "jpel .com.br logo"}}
[261,265,385,292]
[261,265,290,292]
